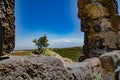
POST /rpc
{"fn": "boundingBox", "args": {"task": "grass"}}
[10,50,33,56]
[10,46,83,62]
[52,46,83,61]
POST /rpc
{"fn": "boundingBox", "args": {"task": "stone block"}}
[99,50,120,70]
[84,2,107,19]
[99,50,120,80]
[65,58,102,80]
[111,15,120,31]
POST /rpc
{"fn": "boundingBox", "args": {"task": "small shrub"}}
[33,35,49,54]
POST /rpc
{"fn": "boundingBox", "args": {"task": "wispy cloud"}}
[49,38,83,48]
[49,39,82,44]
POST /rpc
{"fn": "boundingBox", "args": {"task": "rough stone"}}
[102,32,118,49]
[117,31,120,48]
[0,56,70,80]
[84,2,108,19]
[99,50,120,80]
[0,56,102,80]
[65,58,102,80]
[111,15,120,32]
[78,0,120,57]
[1,54,120,80]
[0,0,15,56]
[99,51,120,70]
[115,66,120,80]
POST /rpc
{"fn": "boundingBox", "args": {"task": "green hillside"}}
[52,46,83,61]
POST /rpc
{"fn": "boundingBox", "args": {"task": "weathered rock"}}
[78,0,120,57]
[89,50,103,58]
[84,2,108,19]
[115,66,120,80]
[65,58,102,80]
[78,55,88,62]
[0,56,70,80]
[0,0,15,55]
[0,56,102,80]
[111,15,120,32]
[99,50,120,80]
[117,31,120,48]
[102,32,118,49]
[99,51,120,70]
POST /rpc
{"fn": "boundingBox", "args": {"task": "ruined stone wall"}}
[0,56,102,80]
[0,53,119,80]
[78,0,120,57]
[0,0,15,55]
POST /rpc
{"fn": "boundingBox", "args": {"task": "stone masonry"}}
[0,0,15,56]
[78,0,120,57]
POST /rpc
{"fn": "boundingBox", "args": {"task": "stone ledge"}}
[0,51,120,80]
[0,56,101,80]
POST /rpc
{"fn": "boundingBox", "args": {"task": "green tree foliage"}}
[33,35,49,54]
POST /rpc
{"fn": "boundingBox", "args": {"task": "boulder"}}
[99,50,120,80]
[99,50,120,70]
[65,58,102,80]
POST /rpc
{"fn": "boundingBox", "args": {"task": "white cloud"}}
[49,39,81,44]
[49,38,83,48]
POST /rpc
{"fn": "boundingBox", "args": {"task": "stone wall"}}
[78,0,120,57]
[0,0,15,55]
[77,1,120,79]
[0,52,119,80]
[0,56,102,80]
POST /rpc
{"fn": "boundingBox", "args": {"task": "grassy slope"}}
[52,47,82,61]
[11,47,83,62]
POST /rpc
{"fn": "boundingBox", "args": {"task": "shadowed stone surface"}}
[78,0,120,57]
[0,0,15,56]
[115,66,120,80]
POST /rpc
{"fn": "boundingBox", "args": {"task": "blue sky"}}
[15,0,120,50]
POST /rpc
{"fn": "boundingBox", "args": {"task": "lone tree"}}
[33,35,49,54]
